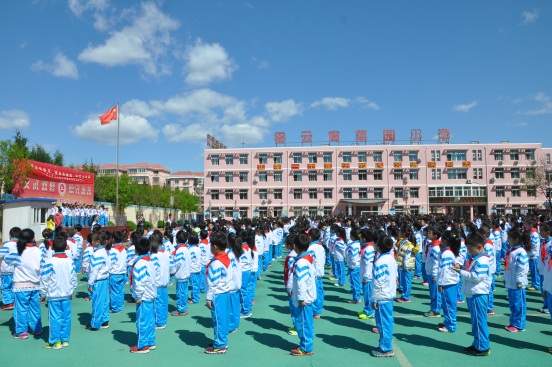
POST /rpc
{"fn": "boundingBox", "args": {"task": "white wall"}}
[2,200,52,242]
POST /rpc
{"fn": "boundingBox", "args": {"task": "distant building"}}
[97,163,170,186]
[167,171,205,207]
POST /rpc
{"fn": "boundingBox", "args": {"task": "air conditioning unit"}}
[520,178,526,183]
[531,160,537,166]
[466,179,473,184]
[514,179,519,184]
[498,161,503,166]
[403,177,408,183]
[490,178,495,183]
[513,161,519,166]
[392,200,398,205]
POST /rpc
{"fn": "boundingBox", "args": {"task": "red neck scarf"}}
[505,245,520,270]
[130,255,150,286]
[172,243,187,256]
[53,252,68,259]
[112,244,124,252]
[205,252,231,276]
[425,239,440,257]
[360,241,373,257]
[291,253,314,274]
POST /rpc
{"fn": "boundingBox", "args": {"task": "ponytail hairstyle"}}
[465,230,486,249]
[246,230,256,259]
[231,235,244,259]
[149,232,163,254]
[17,228,35,255]
[130,230,142,246]
[508,227,532,253]
[442,228,461,257]
[91,232,107,249]
[104,231,113,251]
[42,228,54,250]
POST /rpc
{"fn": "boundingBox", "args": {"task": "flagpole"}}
[116,101,120,225]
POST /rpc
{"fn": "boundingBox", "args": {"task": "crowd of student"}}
[0,213,551,358]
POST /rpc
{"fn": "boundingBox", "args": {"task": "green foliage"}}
[29,144,54,164]
[0,131,32,195]
[127,221,137,231]
[108,221,115,226]
[53,150,64,166]
[157,220,166,228]
[143,221,154,229]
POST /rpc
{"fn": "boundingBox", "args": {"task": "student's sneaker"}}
[129,346,150,354]
[329,277,337,281]
[84,297,91,301]
[61,342,70,347]
[287,327,298,336]
[1,303,14,310]
[358,313,374,320]
[467,348,490,356]
[423,311,440,317]
[149,345,156,350]
[422,282,429,286]
[291,348,313,356]
[187,299,194,304]
[44,341,62,350]
[170,311,189,316]
[85,323,100,331]
[546,346,552,354]
[395,298,411,303]
[412,276,420,280]
[155,325,166,330]
[333,283,343,287]
[437,327,450,333]
[457,300,465,304]
[13,332,29,339]
[487,310,495,316]
[371,327,379,333]
[464,345,477,354]
[538,307,550,314]
[229,329,238,334]
[101,322,109,329]
[505,325,524,332]
[371,348,394,357]
[526,286,537,291]
[240,313,252,319]
[313,314,321,319]
[205,346,228,354]
[347,300,361,304]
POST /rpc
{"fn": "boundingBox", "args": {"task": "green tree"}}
[53,150,64,166]
[29,144,53,164]
[0,131,32,195]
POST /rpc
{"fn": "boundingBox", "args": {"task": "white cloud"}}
[73,113,158,145]
[162,123,208,143]
[265,99,304,122]
[452,101,478,113]
[184,39,238,86]
[78,2,179,76]
[525,92,552,115]
[520,10,539,25]
[122,99,159,118]
[68,0,108,16]
[311,97,350,110]
[0,110,30,129]
[250,56,270,70]
[514,121,529,127]
[31,52,79,80]
[355,96,381,110]
[219,123,265,144]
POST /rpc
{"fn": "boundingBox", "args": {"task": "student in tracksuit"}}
[0,227,21,310]
[226,232,243,332]
[130,237,157,354]
[170,231,191,316]
[437,229,461,333]
[394,227,419,303]
[109,231,127,314]
[332,227,347,287]
[346,228,361,304]
[150,232,171,329]
[238,231,253,318]
[481,225,496,315]
[456,237,468,303]
[254,228,265,280]
[424,226,442,317]
[503,228,529,332]
[188,232,201,304]
[290,234,316,357]
[358,228,375,320]
[456,230,492,356]
[538,224,552,314]
[86,232,110,330]
[307,228,326,318]
[204,232,233,355]
[81,234,94,301]
[284,235,298,335]
[4,228,43,339]
[199,230,212,293]
[40,236,78,349]
[73,225,84,273]
[527,221,541,291]
[413,223,423,279]
[126,232,139,285]
[371,236,397,358]
[491,222,502,277]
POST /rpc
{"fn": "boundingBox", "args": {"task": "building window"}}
[239,172,248,182]
[374,170,383,180]
[259,154,267,164]
[211,155,219,165]
[431,150,441,161]
[323,170,332,181]
[358,170,367,180]
[374,188,383,199]
[225,190,233,200]
[343,151,352,163]
[495,168,504,179]
[259,171,267,182]
[274,153,282,164]
[323,152,332,163]
[512,186,521,197]
[293,189,302,200]
[394,188,404,198]
[527,168,536,179]
[239,207,248,217]
[324,207,333,216]
[309,189,317,199]
[431,169,442,180]
[308,171,317,181]
[225,156,234,165]
[409,151,418,162]
[239,154,248,164]
[343,170,352,181]
[274,171,282,182]
[394,169,403,180]
[343,188,352,199]
[259,189,267,200]
[547,153,551,164]
[358,151,367,162]
[527,186,537,197]
[446,150,467,161]
[409,169,418,180]
[410,188,419,198]
[473,168,483,180]
[259,207,268,218]
[393,151,403,162]
[324,188,333,199]
[447,169,467,179]
[510,150,519,161]
[494,150,503,161]
[308,152,317,163]
[211,173,219,183]
[211,190,219,200]
[293,171,302,181]
[472,149,482,161]
[357,188,367,199]
[239,190,248,200]
[373,151,383,162]
[496,186,505,197]
[511,168,520,179]
[274,189,283,200]
[293,153,302,164]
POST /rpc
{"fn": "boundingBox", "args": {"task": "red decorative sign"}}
[375,162,384,169]
[291,164,300,169]
[15,160,95,204]
[307,163,316,169]
[394,162,402,168]
[410,162,418,168]
[324,163,332,169]
[273,164,282,170]
[428,162,436,168]
[462,161,471,167]
[446,162,454,167]
[359,163,367,169]
[342,163,350,168]
[257,164,266,170]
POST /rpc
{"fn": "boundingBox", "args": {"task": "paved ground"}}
[1,258,551,367]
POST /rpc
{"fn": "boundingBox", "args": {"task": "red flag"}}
[99,105,118,125]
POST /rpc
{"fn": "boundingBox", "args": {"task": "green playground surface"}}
[1,258,551,367]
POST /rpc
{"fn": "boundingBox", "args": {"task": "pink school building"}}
[204,142,552,219]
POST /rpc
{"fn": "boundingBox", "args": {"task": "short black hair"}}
[308,228,320,241]
[294,233,310,252]
[136,238,151,255]
[376,236,394,253]
[53,236,67,253]
[210,232,227,251]
[9,227,21,238]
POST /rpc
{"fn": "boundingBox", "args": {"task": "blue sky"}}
[0,1,551,172]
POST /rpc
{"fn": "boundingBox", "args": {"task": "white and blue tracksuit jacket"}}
[40,253,77,299]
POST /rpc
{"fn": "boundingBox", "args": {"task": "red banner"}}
[16,160,95,204]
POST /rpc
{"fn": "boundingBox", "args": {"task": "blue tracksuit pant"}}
[248,266,258,302]
[292,303,314,353]
[348,267,361,302]
[200,266,206,293]
[375,301,394,352]
[75,249,83,273]
[263,252,270,271]
[414,253,422,277]
[136,300,155,349]
[429,280,442,313]
[441,284,458,332]
[175,280,189,313]
[421,261,429,283]
[109,274,125,313]
[362,281,374,316]
[313,277,324,316]
[399,268,412,301]
[240,270,252,316]
[335,260,345,286]
[229,290,240,331]
[508,288,526,330]
[529,258,540,288]
[457,278,465,302]
[289,297,297,326]
[14,290,42,335]
[48,298,71,343]
[546,291,552,323]
[155,286,168,327]
[467,294,490,351]
[488,275,495,312]
[190,273,200,303]
[91,279,109,329]
[1,273,14,305]
[211,292,230,348]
